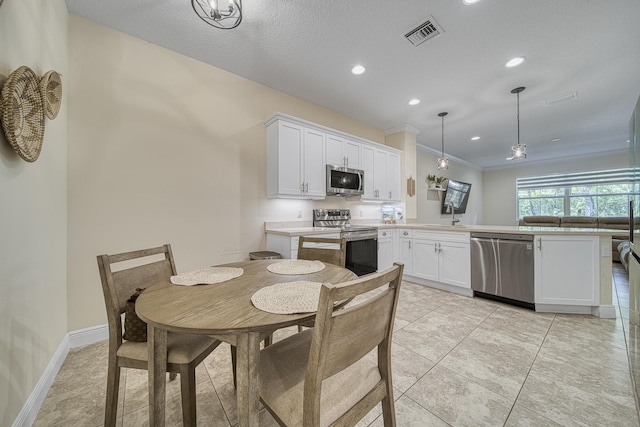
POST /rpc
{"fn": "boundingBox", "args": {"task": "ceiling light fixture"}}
[409,99,421,106]
[507,86,527,160]
[463,0,481,4]
[471,136,480,141]
[505,56,525,68]
[437,112,449,170]
[192,0,242,29]
[543,91,578,106]
[351,65,366,75]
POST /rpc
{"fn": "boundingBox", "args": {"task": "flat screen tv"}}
[440,179,472,214]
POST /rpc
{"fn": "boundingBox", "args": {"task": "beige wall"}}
[385,129,418,221]
[66,16,387,331]
[0,0,68,424]
[482,151,629,225]
[416,147,484,225]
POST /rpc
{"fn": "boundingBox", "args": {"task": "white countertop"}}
[264,222,623,237]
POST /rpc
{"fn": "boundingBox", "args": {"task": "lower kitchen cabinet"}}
[534,234,599,306]
[377,229,395,271]
[398,229,471,292]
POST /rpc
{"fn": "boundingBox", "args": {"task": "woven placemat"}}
[251,281,323,314]
[170,267,243,286]
[267,260,325,275]
[1,66,45,162]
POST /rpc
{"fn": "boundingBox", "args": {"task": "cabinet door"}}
[361,145,376,199]
[387,152,401,201]
[534,235,599,305]
[413,239,439,281]
[275,121,304,196]
[303,128,326,198]
[439,242,471,289]
[326,134,344,166]
[378,238,394,272]
[373,149,388,200]
[398,237,413,275]
[344,139,361,168]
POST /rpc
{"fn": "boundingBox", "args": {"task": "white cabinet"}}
[326,134,361,168]
[378,229,395,271]
[361,146,401,202]
[534,235,599,306]
[266,119,326,199]
[398,229,471,291]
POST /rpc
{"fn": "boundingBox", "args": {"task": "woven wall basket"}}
[1,66,46,162]
[40,70,62,120]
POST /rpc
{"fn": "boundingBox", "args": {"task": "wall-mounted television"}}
[440,179,472,214]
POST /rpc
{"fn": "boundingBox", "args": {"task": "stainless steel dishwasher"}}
[470,232,535,310]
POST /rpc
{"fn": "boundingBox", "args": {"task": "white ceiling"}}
[65,0,640,169]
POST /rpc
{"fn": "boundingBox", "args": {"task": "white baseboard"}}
[11,335,69,427]
[68,323,108,348]
[12,324,108,427]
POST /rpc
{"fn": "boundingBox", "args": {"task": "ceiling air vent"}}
[404,16,444,47]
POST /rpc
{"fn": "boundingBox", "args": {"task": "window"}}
[517,168,638,219]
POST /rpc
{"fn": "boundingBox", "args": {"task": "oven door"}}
[345,237,378,276]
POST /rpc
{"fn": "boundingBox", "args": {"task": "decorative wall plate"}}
[40,70,62,120]
[1,66,46,162]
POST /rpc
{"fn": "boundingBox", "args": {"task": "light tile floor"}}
[35,265,640,426]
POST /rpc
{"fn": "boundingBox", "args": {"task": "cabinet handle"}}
[301,183,305,193]
[403,231,408,236]
[389,191,392,199]
[537,237,542,250]
[305,182,308,193]
[438,242,442,252]
[434,242,438,253]
[409,241,412,250]
[382,231,387,237]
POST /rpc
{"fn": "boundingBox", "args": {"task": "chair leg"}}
[381,394,396,427]
[264,334,272,347]
[104,358,120,427]
[230,345,237,388]
[179,365,197,427]
[297,325,304,333]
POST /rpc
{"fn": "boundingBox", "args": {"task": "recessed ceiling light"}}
[351,65,366,75]
[471,136,480,141]
[463,0,481,4]
[408,99,421,106]
[551,138,560,142]
[505,56,525,68]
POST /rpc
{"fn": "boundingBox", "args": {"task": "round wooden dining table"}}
[136,259,357,427]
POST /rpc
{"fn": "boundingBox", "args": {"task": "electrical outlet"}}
[360,209,363,217]
[297,210,302,218]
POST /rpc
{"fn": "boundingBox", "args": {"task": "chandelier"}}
[507,86,526,160]
[437,112,449,170]
[192,0,243,29]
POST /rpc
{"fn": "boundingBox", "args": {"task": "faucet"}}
[448,201,460,226]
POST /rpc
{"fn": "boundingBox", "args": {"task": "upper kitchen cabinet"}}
[326,134,361,169]
[266,119,326,199]
[265,112,401,202]
[361,146,401,202]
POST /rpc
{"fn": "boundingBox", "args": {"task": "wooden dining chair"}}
[258,263,404,427]
[297,236,347,267]
[97,244,221,427]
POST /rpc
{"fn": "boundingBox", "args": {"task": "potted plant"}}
[435,176,447,189]
[427,174,436,188]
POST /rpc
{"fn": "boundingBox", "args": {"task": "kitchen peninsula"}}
[265,222,618,318]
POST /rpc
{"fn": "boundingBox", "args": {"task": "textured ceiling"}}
[65,0,640,168]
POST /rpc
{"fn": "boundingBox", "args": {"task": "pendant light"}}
[192,0,243,29]
[437,112,449,170]
[507,86,526,160]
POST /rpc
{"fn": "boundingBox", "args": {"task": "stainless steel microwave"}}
[326,165,364,197]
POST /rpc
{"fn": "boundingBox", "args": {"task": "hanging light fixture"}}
[437,112,449,170]
[507,86,527,160]
[192,0,243,29]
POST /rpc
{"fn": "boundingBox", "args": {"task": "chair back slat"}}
[297,236,346,267]
[321,290,395,379]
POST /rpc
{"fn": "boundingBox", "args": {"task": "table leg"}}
[148,325,168,427]
[235,331,261,427]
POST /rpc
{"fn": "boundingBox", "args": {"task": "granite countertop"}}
[264,222,622,237]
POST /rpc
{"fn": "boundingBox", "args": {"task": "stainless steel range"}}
[313,209,378,276]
